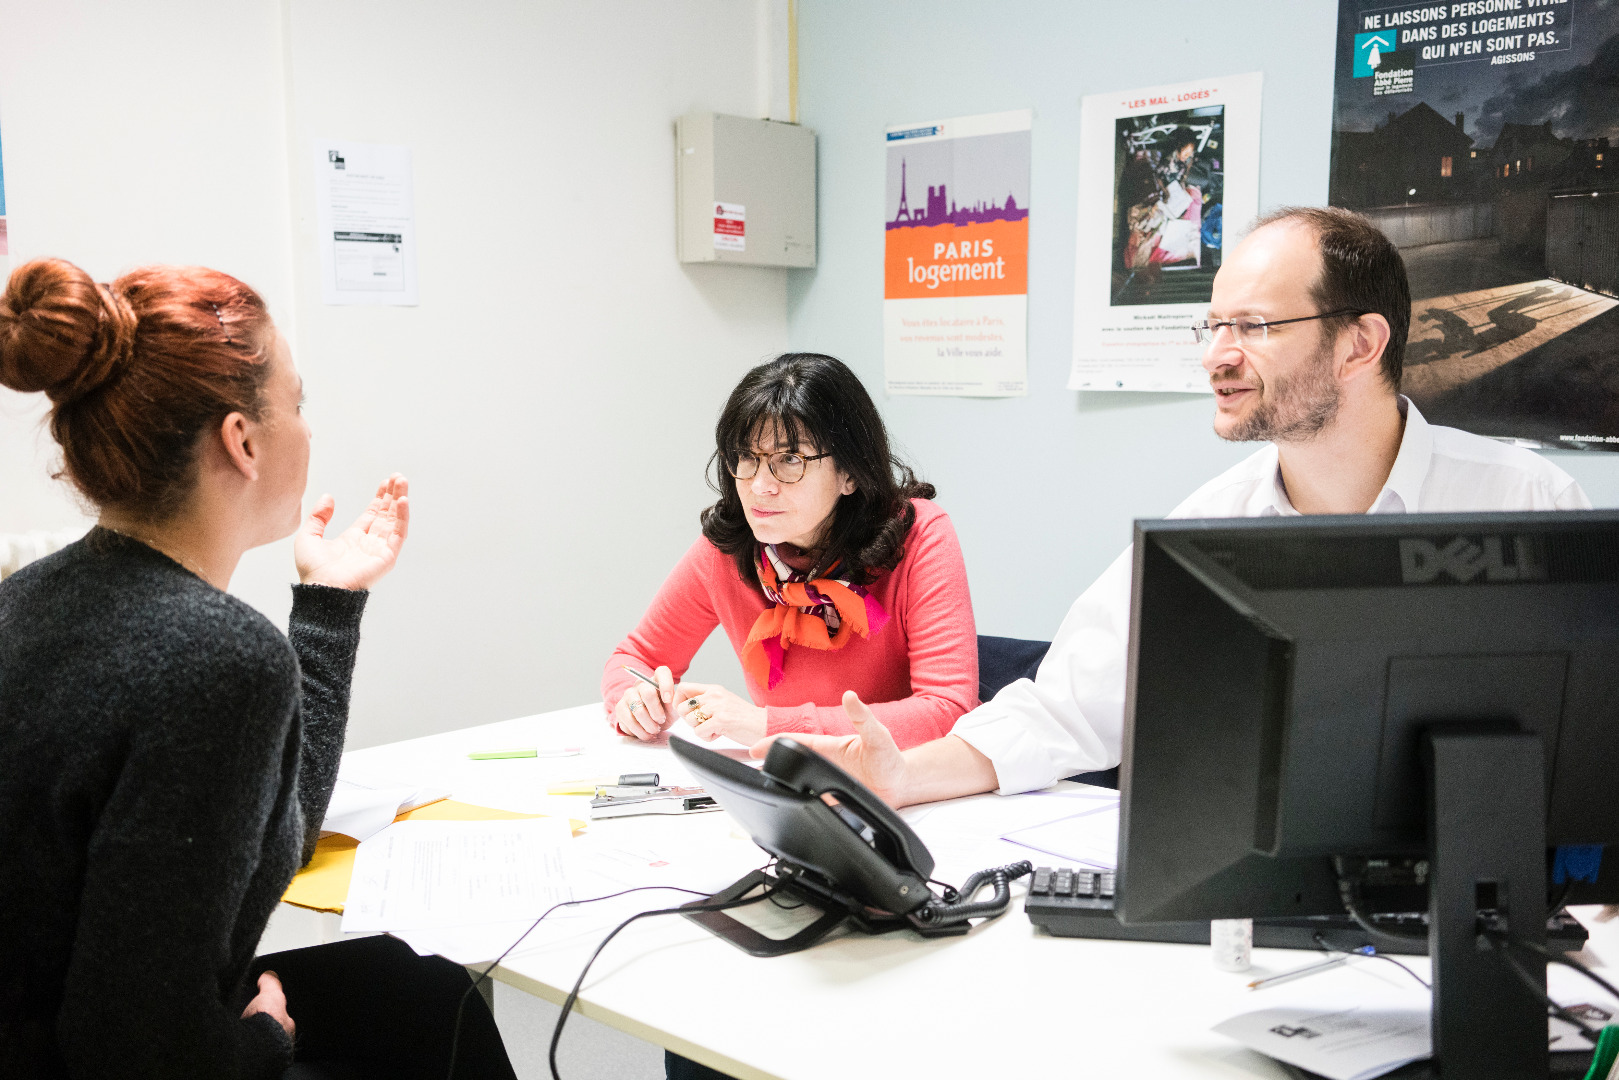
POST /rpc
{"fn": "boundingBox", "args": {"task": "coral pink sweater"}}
[602,499,978,748]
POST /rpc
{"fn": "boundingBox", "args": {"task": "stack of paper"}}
[321,773,450,841]
[340,817,580,964]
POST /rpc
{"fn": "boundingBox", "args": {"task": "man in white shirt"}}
[778,205,1590,807]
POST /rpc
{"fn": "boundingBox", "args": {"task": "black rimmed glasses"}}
[1190,309,1367,347]
[726,449,831,484]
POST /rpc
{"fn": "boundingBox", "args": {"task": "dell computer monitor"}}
[1115,510,1619,1076]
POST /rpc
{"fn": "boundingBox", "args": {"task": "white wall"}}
[788,0,1619,641]
[0,0,296,536]
[0,0,778,746]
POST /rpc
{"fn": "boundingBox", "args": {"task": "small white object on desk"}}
[1212,918,1253,972]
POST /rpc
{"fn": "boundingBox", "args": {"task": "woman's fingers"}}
[387,495,410,551]
[301,494,336,539]
[616,689,658,740]
[654,666,676,712]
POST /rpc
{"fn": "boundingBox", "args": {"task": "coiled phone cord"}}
[912,860,1034,925]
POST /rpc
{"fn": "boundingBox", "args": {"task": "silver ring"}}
[627,696,643,712]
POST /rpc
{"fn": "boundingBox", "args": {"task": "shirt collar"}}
[1264,395,1432,516]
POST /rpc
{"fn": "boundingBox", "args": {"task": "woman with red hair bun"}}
[0,258,513,1079]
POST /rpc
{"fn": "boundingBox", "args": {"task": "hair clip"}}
[211,303,232,344]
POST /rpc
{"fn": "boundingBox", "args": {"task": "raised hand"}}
[750,691,910,806]
[294,474,411,591]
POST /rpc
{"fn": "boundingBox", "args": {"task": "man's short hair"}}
[1248,206,1411,387]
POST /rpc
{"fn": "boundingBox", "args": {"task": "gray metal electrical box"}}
[675,111,816,268]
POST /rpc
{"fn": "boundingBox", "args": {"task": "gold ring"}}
[685,698,703,712]
[692,709,712,724]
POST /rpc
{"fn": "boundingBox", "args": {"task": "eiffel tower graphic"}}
[895,159,913,222]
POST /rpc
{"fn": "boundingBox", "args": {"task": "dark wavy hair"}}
[700,353,935,587]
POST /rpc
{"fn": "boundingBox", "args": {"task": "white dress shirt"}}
[953,398,1593,795]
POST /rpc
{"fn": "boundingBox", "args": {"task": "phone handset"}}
[760,737,935,881]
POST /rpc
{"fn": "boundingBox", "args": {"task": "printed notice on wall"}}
[884,110,1031,397]
[1329,0,1619,450]
[314,141,419,306]
[1069,73,1262,392]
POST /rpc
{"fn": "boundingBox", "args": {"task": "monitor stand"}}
[1288,727,1571,1079]
[1422,727,1550,1078]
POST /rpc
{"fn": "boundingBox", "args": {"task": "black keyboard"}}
[1024,864,1589,955]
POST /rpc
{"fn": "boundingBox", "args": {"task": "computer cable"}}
[546,879,788,1080]
[1309,931,1430,989]
[1483,928,1619,1079]
[1332,856,1428,945]
[1496,933,1619,1004]
[444,872,772,1080]
[1483,932,1604,1041]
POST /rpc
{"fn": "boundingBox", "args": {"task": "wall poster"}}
[883,109,1031,397]
[1329,0,1619,448]
[314,140,419,307]
[1069,73,1263,393]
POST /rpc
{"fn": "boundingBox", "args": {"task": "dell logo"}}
[1398,536,1547,584]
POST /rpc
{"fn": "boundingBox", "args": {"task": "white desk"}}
[293,704,1619,1080]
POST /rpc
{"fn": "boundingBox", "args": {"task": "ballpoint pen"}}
[1247,946,1374,990]
[621,664,668,695]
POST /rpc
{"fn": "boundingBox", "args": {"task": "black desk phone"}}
[670,735,1031,956]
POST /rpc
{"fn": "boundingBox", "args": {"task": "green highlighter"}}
[467,748,538,760]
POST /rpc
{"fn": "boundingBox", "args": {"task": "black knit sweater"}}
[0,529,368,1079]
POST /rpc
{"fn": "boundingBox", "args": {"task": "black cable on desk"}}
[444,881,746,1080]
[546,882,786,1080]
[1309,931,1430,990]
[1498,933,1619,1004]
[1484,933,1603,1040]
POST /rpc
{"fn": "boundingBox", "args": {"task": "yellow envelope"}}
[282,800,585,914]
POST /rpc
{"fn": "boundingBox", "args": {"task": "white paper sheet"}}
[1214,1004,1430,1080]
[342,818,574,932]
[999,796,1120,869]
[314,140,418,306]
[320,774,449,841]
[1217,950,1619,1077]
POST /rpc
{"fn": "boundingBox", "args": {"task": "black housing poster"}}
[1329,0,1619,448]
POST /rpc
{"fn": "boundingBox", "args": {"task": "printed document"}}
[314,140,419,305]
[1214,1003,1430,1080]
[342,817,574,932]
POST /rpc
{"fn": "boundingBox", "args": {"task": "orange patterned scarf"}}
[740,544,889,690]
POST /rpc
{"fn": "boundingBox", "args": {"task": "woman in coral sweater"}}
[602,352,977,751]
